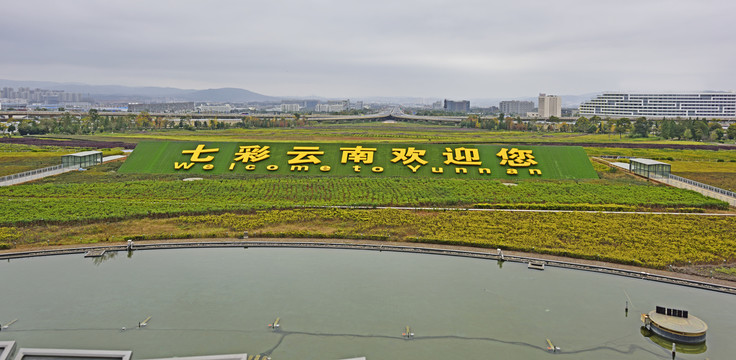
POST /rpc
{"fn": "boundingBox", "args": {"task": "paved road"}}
[0,155,126,187]
[658,176,736,207]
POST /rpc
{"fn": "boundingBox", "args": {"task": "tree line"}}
[4,110,308,135]
[460,115,736,141]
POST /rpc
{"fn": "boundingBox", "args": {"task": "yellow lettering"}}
[245,164,256,171]
[291,165,309,172]
[340,146,377,164]
[478,168,491,175]
[320,165,331,172]
[407,164,421,173]
[287,146,324,165]
[372,166,384,173]
[203,164,214,171]
[353,165,361,172]
[443,147,482,166]
[181,144,219,162]
[529,169,542,175]
[267,165,279,171]
[229,163,235,171]
[174,162,196,170]
[506,168,518,175]
[455,167,468,174]
[497,148,538,167]
[431,167,444,174]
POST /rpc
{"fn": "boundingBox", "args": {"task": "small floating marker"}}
[2,319,18,329]
[402,326,414,339]
[546,338,560,352]
[140,316,152,327]
[671,342,676,359]
[121,327,126,331]
[268,317,280,330]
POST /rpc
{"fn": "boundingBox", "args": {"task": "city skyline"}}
[1,1,734,99]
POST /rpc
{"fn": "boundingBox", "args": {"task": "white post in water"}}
[671,342,676,359]
[127,240,133,251]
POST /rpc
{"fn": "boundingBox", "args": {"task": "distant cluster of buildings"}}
[0,87,89,110]
[280,99,362,113]
[2,85,735,119]
[125,99,367,114]
[498,94,562,118]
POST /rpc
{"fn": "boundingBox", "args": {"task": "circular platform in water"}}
[648,310,707,343]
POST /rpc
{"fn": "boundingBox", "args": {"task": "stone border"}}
[2,240,736,295]
[13,348,132,360]
[144,354,248,360]
[0,341,15,360]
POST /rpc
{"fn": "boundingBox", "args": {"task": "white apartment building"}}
[579,92,736,118]
[538,93,561,118]
[499,100,534,115]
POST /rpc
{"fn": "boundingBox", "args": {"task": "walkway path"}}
[0,155,126,187]
[605,159,736,208]
[655,175,736,207]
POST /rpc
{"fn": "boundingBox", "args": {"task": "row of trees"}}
[4,110,735,142]
[460,115,736,141]
[5,110,309,135]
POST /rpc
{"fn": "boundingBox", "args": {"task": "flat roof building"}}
[499,100,534,115]
[630,158,671,179]
[444,99,470,113]
[538,94,561,118]
[579,92,736,118]
[62,151,103,169]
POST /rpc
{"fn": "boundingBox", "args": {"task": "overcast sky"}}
[1,0,734,99]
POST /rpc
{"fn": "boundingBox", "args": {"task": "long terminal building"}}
[579,92,736,118]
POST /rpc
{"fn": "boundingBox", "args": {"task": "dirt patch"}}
[0,137,137,149]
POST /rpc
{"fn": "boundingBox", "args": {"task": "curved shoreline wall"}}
[2,240,736,295]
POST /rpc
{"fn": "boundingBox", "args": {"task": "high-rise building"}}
[443,99,470,113]
[579,92,736,118]
[538,93,561,118]
[499,100,534,115]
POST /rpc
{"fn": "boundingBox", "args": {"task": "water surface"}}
[1,248,734,359]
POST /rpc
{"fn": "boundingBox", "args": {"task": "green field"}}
[3,126,736,275]
[0,143,124,177]
[119,141,598,180]
[0,164,726,226]
[178,209,736,268]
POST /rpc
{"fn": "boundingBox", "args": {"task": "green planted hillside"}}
[119,141,598,180]
[0,177,726,225]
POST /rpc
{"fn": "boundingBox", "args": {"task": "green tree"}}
[631,117,650,138]
[614,118,631,139]
[728,124,736,140]
[574,116,591,133]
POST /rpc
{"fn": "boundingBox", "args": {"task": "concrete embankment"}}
[2,240,736,295]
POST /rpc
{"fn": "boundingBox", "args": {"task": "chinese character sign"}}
[120,141,596,179]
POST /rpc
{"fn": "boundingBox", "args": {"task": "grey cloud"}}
[1,0,734,99]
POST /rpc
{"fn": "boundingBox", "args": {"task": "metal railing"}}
[597,155,634,159]
[667,173,736,199]
[0,164,69,184]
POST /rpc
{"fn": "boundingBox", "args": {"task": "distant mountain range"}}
[6,79,717,108]
[0,79,278,103]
